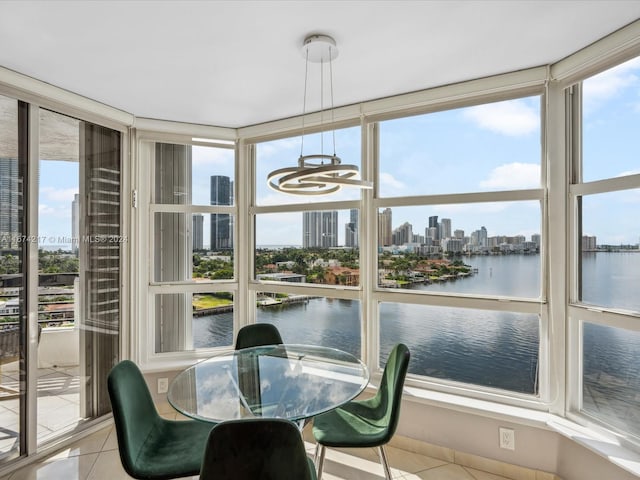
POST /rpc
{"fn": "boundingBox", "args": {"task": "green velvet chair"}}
[107,360,215,480]
[235,323,283,350]
[199,418,317,480]
[312,343,410,480]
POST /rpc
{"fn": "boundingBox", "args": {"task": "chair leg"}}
[316,444,326,480]
[378,445,393,480]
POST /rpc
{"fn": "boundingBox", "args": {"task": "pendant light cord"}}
[300,48,310,158]
[329,45,336,157]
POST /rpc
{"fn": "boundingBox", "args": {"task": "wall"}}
[37,327,79,368]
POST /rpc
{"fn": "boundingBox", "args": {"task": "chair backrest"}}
[107,360,159,476]
[235,323,283,350]
[199,418,315,480]
[373,343,411,443]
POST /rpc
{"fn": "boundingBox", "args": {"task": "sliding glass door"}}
[0,94,28,462]
[0,96,123,463]
[37,109,122,444]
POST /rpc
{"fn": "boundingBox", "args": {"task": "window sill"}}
[398,384,640,478]
[400,384,550,428]
[547,417,640,478]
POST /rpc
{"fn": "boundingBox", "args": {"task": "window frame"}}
[240,79,552,409]
[136,129,239,366]
[566,71,640,445]
[369,92,548,407]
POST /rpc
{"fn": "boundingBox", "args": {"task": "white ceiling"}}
[1,1,640,128]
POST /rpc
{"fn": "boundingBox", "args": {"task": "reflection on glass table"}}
[168,344,370,424]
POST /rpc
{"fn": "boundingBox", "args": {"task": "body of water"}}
[193,252,640,432]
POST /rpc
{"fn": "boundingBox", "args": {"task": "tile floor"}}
[0,424,517,480]
[0,364,82,455]
[1,366,559,480]
[0,399,533,480]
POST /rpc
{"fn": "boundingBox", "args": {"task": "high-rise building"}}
[428,215,439,240]
[479,226,488,247]
[344,208,359,248]
[441,218,451,240]
[210,175,232,251]
[443,238,463,254]
[192,214,204,251]
[378,208,392,246]
[582,235,597,251]
[531,233,541,247]
[303,211,338,248]
[0,158,19,250]
[454,229,465,239]
[393,222,413,246]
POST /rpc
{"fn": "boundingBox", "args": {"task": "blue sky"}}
[37,58,640,248]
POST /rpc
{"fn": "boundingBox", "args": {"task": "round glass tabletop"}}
[168,344,370,423]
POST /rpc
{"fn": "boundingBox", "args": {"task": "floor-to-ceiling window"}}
[0,94,27,462]
[569,55,640,439]
[0,96,124,465]
[37,109,123,444]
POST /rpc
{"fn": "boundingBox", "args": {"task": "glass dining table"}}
[168,344,370,426]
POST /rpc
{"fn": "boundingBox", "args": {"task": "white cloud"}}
[39,204,57,215]
[480,163,540,189]
[583,57,640,112]
[617,169,640,177]
[192,145,234,167]
[463,100,538,136]
[40,186,78,204]
[256,138,300,159]
[379,172,405,191]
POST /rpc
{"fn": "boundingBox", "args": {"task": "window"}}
[571,56,640,440]
[377,203,541,297]
[256,292,361,357]
[376,95,544,396]
[379,97,542,197]
[582,322,640,436]
[145,139,236,354]
[380,303,539,394]
[251,126,363,348]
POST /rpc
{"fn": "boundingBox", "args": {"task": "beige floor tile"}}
[7,453,98,480]
[321,447,389,479]
[406,463,476,479]
[384,445,449,475]
[86,450,132,480]
[102,427,118,452]
[51,429,111,458]
[464,466,512,480]
[455,451,536,480]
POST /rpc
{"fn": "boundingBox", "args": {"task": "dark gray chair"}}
[235,323,283,350]
[107,360,215,479]
[199,418,317,480]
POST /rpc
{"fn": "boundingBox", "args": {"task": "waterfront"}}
[192,252,640,431]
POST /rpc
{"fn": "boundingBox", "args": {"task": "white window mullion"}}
[26,104,40,455]
[545,80,569,417]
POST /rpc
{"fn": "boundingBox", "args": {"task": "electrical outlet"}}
[499,427,515,450]
[157,377,169,394]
